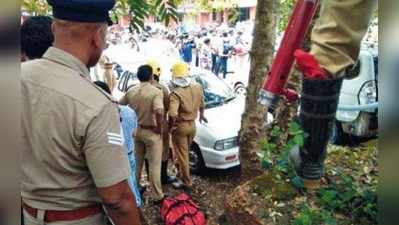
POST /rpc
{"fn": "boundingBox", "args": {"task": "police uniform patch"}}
[107,132,123,146]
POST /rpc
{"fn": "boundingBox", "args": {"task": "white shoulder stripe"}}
[108,137,122,142]
[108,140,123,146]
[107,132,122,138]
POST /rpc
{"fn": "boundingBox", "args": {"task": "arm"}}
[199,105,207,123]
[119,93,128,106]
[84,102,142,225]
[163,87,170,113]
[97,181,142,225]
[168,93,180,130]
[198,87,207,123]
[154,109,164,135]
[153,92,164,135]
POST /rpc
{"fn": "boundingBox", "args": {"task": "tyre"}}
[189,143,205,174]
[330,121,345,145]
[234,83,246,95]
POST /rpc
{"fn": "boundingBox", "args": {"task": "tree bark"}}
[238,0,277,179]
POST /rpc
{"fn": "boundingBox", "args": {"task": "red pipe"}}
[262,0,319,95]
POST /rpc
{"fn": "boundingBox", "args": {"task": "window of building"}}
[238,7,250,21]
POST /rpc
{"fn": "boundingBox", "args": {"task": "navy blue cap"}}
[47,0,116,26]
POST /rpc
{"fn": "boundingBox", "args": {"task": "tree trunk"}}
[238,0,277,179]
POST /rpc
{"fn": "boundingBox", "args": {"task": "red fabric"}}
[294,49,328,79]
[22,203,103,222]
[161,193,206,225]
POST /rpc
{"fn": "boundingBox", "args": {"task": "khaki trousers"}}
[135,128,164,199]
[311,0,377,77]
[171,121,196,187]
[162,119,171,162]
[22,209,108,225]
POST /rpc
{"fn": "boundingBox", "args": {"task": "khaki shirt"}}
[169,82,204,121]
[120,82,163,126]
[21,47,131,210]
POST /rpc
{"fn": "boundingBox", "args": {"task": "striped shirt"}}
[119,105,141,207]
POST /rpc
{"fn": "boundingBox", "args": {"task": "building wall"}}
[250,6,256,20]
[118,0,257,28]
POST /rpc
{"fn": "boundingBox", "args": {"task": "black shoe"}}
[292,77,343,182]
[138,185,146,196]
[182,186,193,195]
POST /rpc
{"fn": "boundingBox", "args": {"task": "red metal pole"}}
[259,0,319,108]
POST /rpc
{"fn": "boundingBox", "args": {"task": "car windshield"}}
[193,73,236,109]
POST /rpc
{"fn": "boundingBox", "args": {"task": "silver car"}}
[115,69,273,173]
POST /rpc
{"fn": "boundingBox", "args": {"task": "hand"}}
[199,116,208,124]
[153,126,162,135]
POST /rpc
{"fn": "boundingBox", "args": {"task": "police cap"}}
[47,0,116,26]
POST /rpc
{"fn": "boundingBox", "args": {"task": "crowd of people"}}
[106,23,251,80]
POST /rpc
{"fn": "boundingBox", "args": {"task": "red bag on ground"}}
[160,193,207,225]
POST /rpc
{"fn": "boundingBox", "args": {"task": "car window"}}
[194,73,235,109]
[117,71,129,91]
[124,71,139,91]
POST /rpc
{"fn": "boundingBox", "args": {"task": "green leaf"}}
[288,122,303,134]
[291,175,305,189]
[271,126,282,137]
[293,135,305,147]
[261,159,272,170]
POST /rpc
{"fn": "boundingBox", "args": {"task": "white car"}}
[331,48,378,144]
[116,69,273,172]
[224,58,250,96]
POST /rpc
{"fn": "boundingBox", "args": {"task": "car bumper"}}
[199,145,240,169]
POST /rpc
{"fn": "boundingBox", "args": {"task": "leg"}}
[145,132,164,200]
[161,129,176,184]
[211,54,216,73]
[310,0,377,77]
[172,124,192,187]
[289,0,377,189]
[222,58,227,78]
[134,137,146,185]
[289,78,343,188]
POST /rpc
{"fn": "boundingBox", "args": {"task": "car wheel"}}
[189,143,205,174]
[234,83,246,95]
[330,121,346,145]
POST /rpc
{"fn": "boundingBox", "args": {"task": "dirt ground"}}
[139,138,377,225]
[140,166,242,225]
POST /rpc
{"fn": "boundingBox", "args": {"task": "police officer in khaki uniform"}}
[147,59,177,185]
[98,55,117,93]
[21,1,142,225]
[119,65,165,202]
[288,0,377,189]
[168,62,207,191]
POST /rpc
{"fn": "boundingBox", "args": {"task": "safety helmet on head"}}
[147,59,161,77]
[171,61,189,78]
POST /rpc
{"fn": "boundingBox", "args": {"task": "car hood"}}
[202,96,246,139]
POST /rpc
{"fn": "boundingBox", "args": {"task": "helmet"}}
[171,61,189,78]
[147,59,161,77]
